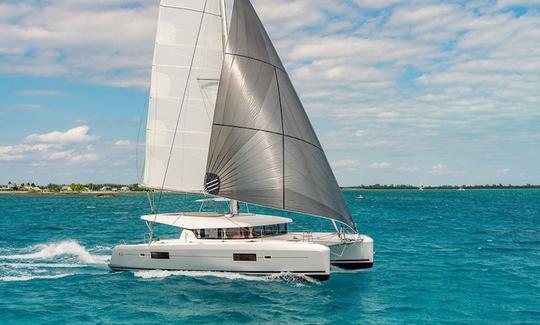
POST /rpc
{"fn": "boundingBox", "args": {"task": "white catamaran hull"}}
[109,222,374,281]
[272,232,374,270]
[110,239,331,281]
[329,235,374,270]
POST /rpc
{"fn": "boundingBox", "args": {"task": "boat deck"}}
[274,232,365,246]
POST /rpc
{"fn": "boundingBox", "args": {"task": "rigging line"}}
[224,52,285,73]
[275,67,286,209]
[135,86,150,187]
[136,86,156,214]
[154,0,210,218]
[198,79,215,204]
[160,4,221,17]
[213,123,323,151]
[197,78,214,126]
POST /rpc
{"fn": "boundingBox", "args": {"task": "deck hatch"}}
[233,253,257,262]
[150,252,170,259]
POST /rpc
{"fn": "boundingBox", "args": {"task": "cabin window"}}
[233,253,257,261]
[207,228,222,239]
[194,228,224,239]
[225,228,243,239]
[264,224,279,236]
[252,226,264,238]
[198,229,207,238]
[193,224,288,240]
[150,252,170,259]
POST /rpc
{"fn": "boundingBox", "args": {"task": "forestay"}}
[204,0,355,229]
[143,0,224,193]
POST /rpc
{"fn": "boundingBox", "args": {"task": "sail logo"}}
[205,173,221,195]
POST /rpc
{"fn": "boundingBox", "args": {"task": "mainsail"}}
[205,0,354,229]
[143,0,224,193]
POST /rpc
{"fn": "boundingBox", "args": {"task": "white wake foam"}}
[0,240,109,264]
[0,273,74,282]
[133,270,319,284]
[3,262,88,269]
[0,240,111,282]
[133,270,271,281]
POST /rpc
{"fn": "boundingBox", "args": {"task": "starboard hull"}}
[328,234,374,270]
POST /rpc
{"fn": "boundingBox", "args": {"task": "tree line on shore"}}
[0,182,145,192]
[2,181,538,193]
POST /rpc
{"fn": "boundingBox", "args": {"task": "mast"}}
[220,0,228,49]
[219,0,239,217]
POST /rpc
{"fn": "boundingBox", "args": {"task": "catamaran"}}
[109,0,373,281]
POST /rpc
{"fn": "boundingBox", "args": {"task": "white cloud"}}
[0,144,56,161]
[398,166,421,172]
[331,159,361,172]
[354,0,401,9]
[497,0,540,8]
[43,150,74,161]
[1,126,102,164]
[289,37,436,63]
[1,0,539,185]
[0,1,157,88]
[69,153,100,163]
[369,161,391,169]
[430,163,449,174]
[377,111,400,119]
[114,140,131,146]
[390,5,456,24]
[25,126,97,144]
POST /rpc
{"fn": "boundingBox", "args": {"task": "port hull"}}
[110,239,330,280]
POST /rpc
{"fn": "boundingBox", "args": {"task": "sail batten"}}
[205,0,354,229]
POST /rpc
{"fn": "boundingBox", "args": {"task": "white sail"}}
[143,0,225,193]
[204,0,354,229]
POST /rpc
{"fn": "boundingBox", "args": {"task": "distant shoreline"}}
[1,188,538,196]
[0,191,143,196]
[342,185,540,190]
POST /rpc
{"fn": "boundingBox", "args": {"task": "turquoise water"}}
[0,190,539,324]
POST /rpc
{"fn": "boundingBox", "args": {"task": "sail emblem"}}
[204,173,221,195]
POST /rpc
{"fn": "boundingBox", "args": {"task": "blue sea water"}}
[0,190,539,324]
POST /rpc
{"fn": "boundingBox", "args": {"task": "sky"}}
[0,0,539,186]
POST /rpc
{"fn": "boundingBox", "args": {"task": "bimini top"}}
[141,213,292,229]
